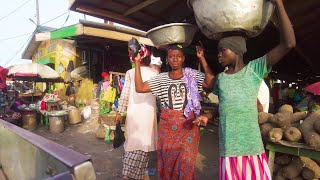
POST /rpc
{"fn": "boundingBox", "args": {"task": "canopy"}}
[8,63,63,82]
[304,82,320,95]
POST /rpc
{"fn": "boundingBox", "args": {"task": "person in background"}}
[115,45,159,180]
[149,56,162,73]
[96,71,111,114]
[66,82,76,105]
[279,83,288,106]
[149,55,163,120]
[287,83,296,105]
[133,43,214,179]
[271,83,280,112]
[212,0,295,178]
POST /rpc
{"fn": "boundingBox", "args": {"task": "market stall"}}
[259,100,320,179]
[5,63,68,131]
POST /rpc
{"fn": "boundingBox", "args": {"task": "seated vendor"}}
[0,98,28,126]
[66,82,76,105]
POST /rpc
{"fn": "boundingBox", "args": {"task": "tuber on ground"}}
[258,112,273,125]
[271,113,292,129]
[269,128,284,143]
[291,122,301,129]
[314,120,320,134]
[273,163,282,175]
[281,158,304,179]
[291,176,303,180]
[279,104,293,114]
[284,127,302,142]
[271,105,308,130]
[275,154,292,165]
[299,156,320,179]
[260,123,274,140]
[300,110,320,149]
[302,167,316,180]
[274,169,287,180]
[292,111,308,123]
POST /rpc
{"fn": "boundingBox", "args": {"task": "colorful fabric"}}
[183,68,202,118]
[158,108,200,180]
[122,150,149,180]
[219,153,271,180]
[117,71,130,115]
[129,44,150,63]
[99,89,110,114]
[0,66,9,92]
[102,81,109,92]
[214,55,271,156]
[166,44,184,52]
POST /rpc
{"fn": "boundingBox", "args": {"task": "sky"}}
[0,0,103,67]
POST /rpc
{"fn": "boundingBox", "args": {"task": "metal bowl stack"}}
[146,23,198,48]
[188,0,275,39]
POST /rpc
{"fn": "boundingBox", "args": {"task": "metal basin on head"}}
[188,0,275,39]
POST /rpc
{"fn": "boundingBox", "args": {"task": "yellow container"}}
[68,109,81,124]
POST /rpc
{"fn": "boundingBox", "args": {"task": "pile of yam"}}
[259,105,320,179]
[259,104,320,149]
[273,154,320,180]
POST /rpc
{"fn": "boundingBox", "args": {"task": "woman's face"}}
[167,50,185,70]
[217,48,237,67]
[104,75,109,81]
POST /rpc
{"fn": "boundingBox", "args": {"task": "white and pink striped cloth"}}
[219,153,271,180]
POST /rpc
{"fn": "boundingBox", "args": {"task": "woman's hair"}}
[141,55,151,66]
[167,44,184,55]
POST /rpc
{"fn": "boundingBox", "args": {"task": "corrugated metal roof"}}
[21,26,56,60]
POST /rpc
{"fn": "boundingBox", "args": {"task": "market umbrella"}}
[303,82,320,95]
[8,63,63,82]
[70,66,88,80]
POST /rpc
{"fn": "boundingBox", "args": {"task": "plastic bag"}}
[113,122,125,148]
[81,106,91,120]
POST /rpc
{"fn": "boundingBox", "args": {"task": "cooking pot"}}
[188,0,274,39]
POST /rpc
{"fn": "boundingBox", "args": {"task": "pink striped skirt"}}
[219,153,271,180]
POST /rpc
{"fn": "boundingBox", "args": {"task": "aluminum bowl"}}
[188,0,274,39]
[146,23,198,48]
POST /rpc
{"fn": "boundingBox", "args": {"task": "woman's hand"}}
[115,113,123,123]
[193,114,209,127]
[134,53,142,63]
[196,41,205,60]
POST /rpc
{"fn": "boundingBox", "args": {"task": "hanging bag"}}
[103,86,116,103]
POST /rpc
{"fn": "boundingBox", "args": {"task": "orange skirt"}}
[158,108,200,180]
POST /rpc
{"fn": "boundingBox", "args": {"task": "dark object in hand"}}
[128,38,141,58]
[113,122,125,148]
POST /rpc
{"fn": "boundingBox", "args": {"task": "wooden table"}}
[19,92,42,97]
[266,141,320,175]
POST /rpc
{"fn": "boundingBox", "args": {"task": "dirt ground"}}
[33,118,219,180]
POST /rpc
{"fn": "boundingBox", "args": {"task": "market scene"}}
[0,0,320,179]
